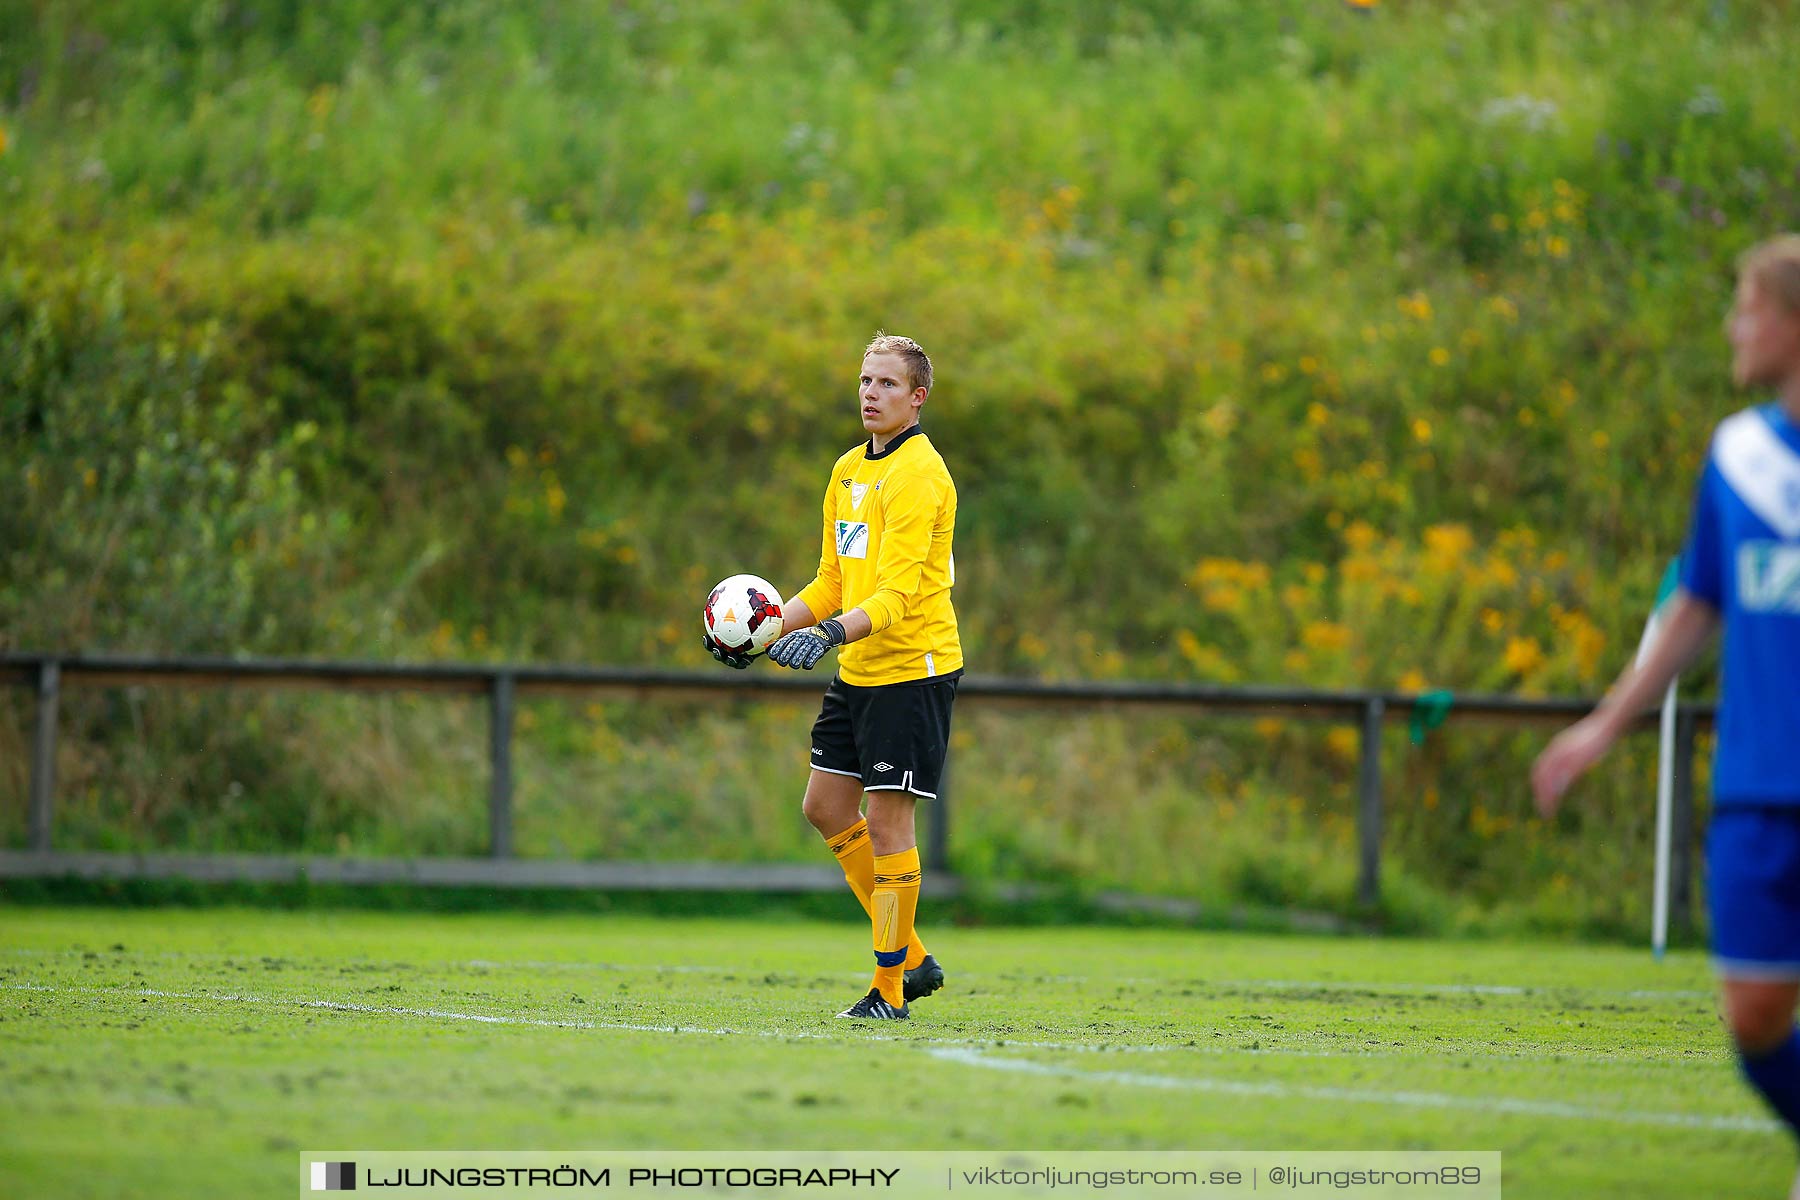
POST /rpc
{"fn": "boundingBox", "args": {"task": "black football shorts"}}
[808,673,960,799]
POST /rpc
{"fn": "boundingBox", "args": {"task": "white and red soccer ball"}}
[702,574,785,658]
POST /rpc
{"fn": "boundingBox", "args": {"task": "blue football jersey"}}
[1679,403,1800,804]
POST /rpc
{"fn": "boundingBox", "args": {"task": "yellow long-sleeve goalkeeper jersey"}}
[791,425,962,687]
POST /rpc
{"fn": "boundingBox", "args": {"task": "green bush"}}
[2,0,1794,935]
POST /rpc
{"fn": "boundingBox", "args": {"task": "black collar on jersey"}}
[864,423,923,461]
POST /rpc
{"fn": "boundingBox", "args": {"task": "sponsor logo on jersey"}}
[836,520,870,559]
[850,482,870,510]
[1738,541,1800,613]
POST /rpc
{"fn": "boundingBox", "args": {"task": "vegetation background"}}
[4,0,1797,936]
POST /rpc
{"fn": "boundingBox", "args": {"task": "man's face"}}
[859,352,925,438]
[1728,278,1800,389]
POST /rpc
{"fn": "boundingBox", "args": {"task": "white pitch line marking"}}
[925,1047,1781,1135]
[4,983,1767,1132]
[3,978,1742,1072]
[1,948,1714,1000]
[2,982,1158,1050]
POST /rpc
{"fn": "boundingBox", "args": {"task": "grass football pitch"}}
[1,906,1792,1198]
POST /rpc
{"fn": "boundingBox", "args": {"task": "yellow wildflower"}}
[1203,585,1243,613]
[1503,636,1545,676]
[1423,524,1474,562]
[1301,620,1352,652]
[1572,622,1607,679]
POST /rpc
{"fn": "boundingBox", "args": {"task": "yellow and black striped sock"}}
[826,820,928,969]
[870,847,922,1007]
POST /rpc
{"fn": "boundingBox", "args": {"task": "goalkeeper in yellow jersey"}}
[705,332,961,1020]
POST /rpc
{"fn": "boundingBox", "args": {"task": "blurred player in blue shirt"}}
[1534,236,1800,1173]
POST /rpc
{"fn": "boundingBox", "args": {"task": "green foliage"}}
[2,1,1796,931]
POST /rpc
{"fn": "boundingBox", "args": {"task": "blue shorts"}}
[1709,805,1800,980]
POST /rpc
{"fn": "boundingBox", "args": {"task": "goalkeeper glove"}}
[703,632,753,670]
[767,618,847,670]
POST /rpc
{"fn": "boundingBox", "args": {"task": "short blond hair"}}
[864,332,933,396]
[1739,235,1800,315]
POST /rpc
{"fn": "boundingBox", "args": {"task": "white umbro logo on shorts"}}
[873,762,895,773]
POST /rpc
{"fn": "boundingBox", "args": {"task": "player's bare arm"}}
[1530,593,1718,816]
[779,596,818,635]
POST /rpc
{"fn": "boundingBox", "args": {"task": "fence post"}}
[489,672,516,859]
[29,659,61,852]
[1356,696,1385,909]
[1670,707,1698,937]
[927,750,951,873]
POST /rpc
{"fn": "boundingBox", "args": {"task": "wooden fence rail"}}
[0,653,1714,924]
